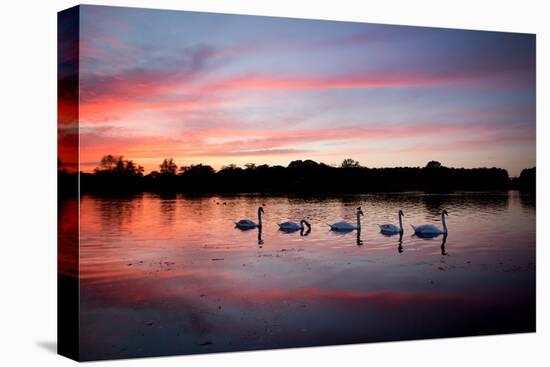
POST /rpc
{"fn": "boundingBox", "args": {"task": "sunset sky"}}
[74,5,535,176]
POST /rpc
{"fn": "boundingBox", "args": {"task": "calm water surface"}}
[73,191,535,360]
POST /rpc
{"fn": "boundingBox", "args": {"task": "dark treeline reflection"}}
[284,191,514,211]
[60,156,536,194]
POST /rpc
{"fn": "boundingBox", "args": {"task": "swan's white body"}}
[236,207,263,230]
[379,210,404,235]
[279,220,311,232]
[236,219,258,229]
[330,207,363,231]
[330,221,357,231]
[412,209,448,236]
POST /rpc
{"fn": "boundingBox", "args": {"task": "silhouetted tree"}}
[80,155,520,194]
[183,164,215,176]
[425,160,443,169]
[159,158,177,175]
[221,163,239,171]
[288,159,320,169]
[341,158,361,168]
[94,155,142,176]
[82,155,146,193]
[518,167,535,192]
[98,155,120,172]
[125,160,144,176]
[115,158,125,174]
[177,164,215,191]
[149,170,160,177]
[58,158,68,173]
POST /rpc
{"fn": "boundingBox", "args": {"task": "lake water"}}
[71,191,535,360]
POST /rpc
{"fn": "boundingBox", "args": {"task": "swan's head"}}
[398,209,404,217]
[357,207,364,216]
[441,209,448,216]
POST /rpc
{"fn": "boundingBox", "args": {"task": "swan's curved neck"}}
[356,211,362,229]
[398,213,403,231]
[258,209,263,227]
[441,212,447,233]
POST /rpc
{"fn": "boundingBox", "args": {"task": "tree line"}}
[57,155,536,194]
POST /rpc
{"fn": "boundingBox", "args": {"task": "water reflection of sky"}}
[71,191,535,360]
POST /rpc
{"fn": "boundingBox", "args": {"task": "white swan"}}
[278,219,311,232]
[329,207,363,231]
[379,210,404,235]
[235,207,264,230]
[411,209,448,237]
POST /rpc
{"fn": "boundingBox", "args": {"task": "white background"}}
[0,0,548,365]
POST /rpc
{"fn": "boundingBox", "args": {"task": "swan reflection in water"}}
[356,229,363,246]
[413,231,449,256]
[235,221,265,246]
[278,219,311,233]
[328,225,363,246]
[278,220,311,242]
[257,226,264,246]
[279,225,311,237]
[440,234,448,255]
[237,223,310,248]
[379,229,404,253]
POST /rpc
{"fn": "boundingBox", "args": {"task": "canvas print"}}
[58,5,536,361]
